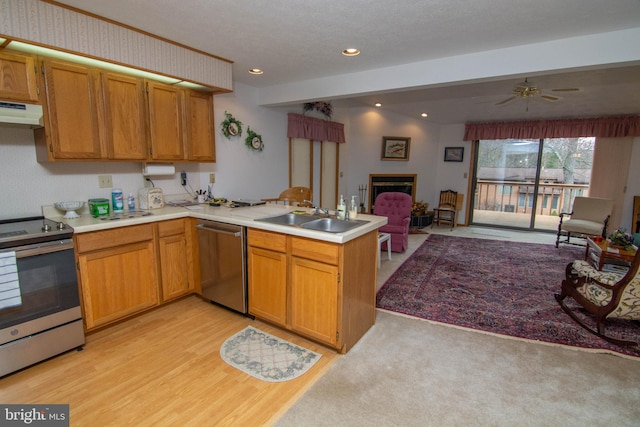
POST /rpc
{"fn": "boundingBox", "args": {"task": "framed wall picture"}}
[381,136,411,161]
[444,147,464,162]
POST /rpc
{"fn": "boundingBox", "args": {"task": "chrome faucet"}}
[303,200,329,216]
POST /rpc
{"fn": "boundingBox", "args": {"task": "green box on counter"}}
[88,198,110,216]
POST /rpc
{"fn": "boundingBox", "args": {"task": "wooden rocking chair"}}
[555,249,640,347]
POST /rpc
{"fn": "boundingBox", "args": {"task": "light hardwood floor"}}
[0,296,338,426]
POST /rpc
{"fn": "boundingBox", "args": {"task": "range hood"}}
[0,101,44,126]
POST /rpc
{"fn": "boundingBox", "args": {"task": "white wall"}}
[0,125,201,220]
[203,83,289,201]
[345,107,439,211]
[434,124,472,224]
[622,137,640,231]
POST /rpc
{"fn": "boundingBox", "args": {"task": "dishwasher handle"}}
[196,223,242,237]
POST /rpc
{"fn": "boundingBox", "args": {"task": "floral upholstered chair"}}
[374,192,412,253]
[555,249,640,347]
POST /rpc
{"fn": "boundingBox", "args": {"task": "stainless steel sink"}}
[255,213,319,226]
[255,213,368,233]
[300,218,369,233]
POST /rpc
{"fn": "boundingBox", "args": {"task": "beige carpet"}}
[275,227,640,426]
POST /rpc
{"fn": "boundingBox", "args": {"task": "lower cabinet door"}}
[290,257,338,346]
[158,233,191,301]
[78,241,159,329]
[247,246,287,326]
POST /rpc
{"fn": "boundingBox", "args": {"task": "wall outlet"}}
[98,175,112,188]
[209,173,215,184]
[180,172,187,186]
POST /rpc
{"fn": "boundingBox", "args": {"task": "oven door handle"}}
[13,239,74,258]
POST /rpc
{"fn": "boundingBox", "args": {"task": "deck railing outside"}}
[473,180,589,229]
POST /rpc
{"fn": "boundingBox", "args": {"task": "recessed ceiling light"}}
[421,113,428,118]
[248,68,264,75]
[375,102,382,107]
[342,48,360,56]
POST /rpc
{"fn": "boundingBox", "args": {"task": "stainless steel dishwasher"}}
[196,220,248,314]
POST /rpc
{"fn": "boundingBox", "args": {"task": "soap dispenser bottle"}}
[337,195,346,220]
[349,195,358,219]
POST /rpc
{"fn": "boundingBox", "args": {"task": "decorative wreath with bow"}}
[220,111,243,139]
[245,127,264,152]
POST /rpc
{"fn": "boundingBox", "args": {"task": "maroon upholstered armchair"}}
[374,192,412,252]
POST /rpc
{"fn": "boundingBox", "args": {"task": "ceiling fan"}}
[495,77,580,109]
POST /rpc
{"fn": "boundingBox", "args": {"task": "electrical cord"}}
[181,176,197,198]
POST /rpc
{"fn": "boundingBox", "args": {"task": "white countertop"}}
[44,204,387,244]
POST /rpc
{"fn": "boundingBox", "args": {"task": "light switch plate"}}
[98,175,112,188]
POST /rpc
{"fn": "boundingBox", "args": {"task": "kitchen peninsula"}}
[48,203,386,353]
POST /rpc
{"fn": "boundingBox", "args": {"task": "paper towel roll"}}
[142,164,176,176]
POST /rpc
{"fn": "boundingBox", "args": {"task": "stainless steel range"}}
[0,216,85,377]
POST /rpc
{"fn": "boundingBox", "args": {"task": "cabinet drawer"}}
[75,224,154,253]
[291,237,340,265]
[157,218,185,237]
[248,229,287,252]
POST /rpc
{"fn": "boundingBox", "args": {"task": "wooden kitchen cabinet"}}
[147,80,184,161]
[36,59,103,160]
[290,237,340,346]
[75,224,159,330]
[247,229,288,326]
[0,51,39,102]
[290,256,339,346]
[29,52,216,162]
[157,219,194,301]
[101,72,148,160]
[184,90,216,161]
[247,228,377,353]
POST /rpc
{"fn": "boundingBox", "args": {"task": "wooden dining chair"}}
[433,190,458,230]
[262,187,313,206]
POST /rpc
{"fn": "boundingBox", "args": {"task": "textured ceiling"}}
[52,0,640,124]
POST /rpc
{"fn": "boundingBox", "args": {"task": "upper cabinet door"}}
[185,90,215,162]
[0,51,39,102]
[41,60,103,159]
[102,73,148,160]
[147,81,184,161]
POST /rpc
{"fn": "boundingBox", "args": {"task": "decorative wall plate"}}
[245,127,264,151]
[221,111,243,139]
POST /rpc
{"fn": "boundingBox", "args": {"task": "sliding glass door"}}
[470,137,594,231]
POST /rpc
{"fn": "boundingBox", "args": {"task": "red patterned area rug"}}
[376,234,640,358]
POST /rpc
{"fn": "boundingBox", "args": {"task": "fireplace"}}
[369,174,416,214]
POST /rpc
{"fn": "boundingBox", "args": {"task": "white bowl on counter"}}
[54,201,85,219]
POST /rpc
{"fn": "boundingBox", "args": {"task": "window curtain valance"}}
[287,113,346,143]
[463,115,640,141]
